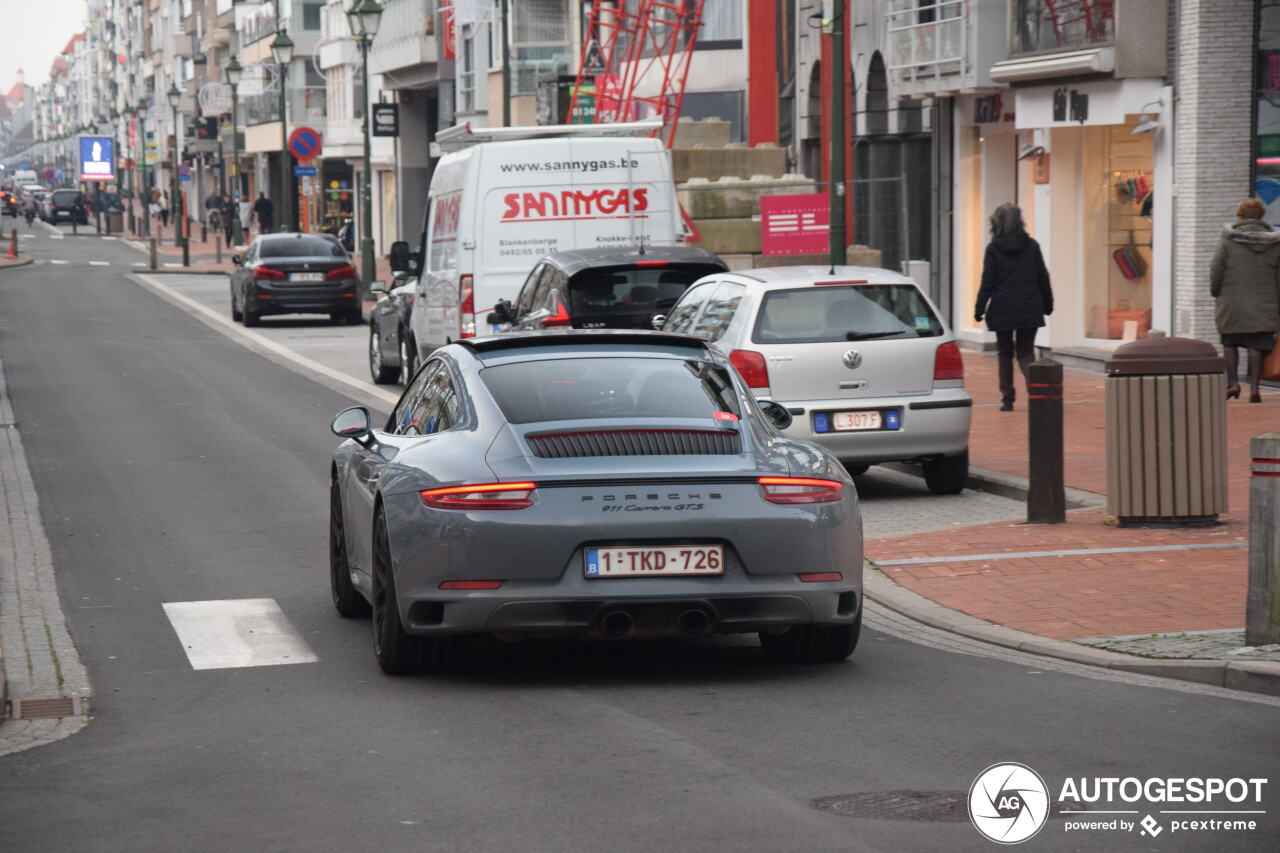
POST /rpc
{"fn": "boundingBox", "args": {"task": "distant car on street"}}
[40,189,89,224]
[230,233,362,326]
[489,246,727,332]
[663,266,972,494]
[328,330,864,674]
[367,279,417,385]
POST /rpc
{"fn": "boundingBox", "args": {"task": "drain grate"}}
[7,696,84,719]
[813,791,1086,823]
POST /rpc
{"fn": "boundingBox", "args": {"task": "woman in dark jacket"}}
[1209,198,1280,402]
[974,204,1054,411]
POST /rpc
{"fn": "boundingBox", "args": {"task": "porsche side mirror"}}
[757,400,793,431]
[330,406,371,439]
[650,313,667,330]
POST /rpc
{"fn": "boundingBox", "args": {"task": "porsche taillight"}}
[420,482,537,510]
[459,275,476,338]
[758,476,844,505]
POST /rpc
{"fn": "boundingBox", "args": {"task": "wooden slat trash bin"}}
[1105,336,1227,527]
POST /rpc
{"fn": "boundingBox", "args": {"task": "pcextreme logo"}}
[969,763,1051,844]
[967,763,1269,845]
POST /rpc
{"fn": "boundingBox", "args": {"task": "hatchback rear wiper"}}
[844,330,905,341]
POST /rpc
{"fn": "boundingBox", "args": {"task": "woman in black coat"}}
[974,204,1054,411]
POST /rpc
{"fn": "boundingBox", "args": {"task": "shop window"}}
[511,0,570,95]
[1255,0,1280,227]
[1085,117,1154,341]
[1009,0,1114,58]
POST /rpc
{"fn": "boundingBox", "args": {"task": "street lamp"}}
[347,0,383,291]
[167,83,185,252]
[271,29,295,233]
[224,56,244,246]
[122,105,136,234]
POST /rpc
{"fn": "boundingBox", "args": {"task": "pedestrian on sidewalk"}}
[253,192,274,235]
[1209,198,1280,403]
[974,203,1054,411]
[158,190,170,228]
[204,190,224,228]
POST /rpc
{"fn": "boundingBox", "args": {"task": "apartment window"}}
[1009,0,1114,57]
[301,1,324,31]
[511,0,569,95]
[460,27,476,112]
[698,0,743,44]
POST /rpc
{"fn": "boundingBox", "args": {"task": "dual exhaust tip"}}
[601,608,710,637]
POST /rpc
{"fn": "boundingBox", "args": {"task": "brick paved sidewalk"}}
[867,348,1278,652]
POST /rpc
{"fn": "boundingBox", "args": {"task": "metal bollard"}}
[215,236,222,263]
[1246,432,1280,646]
[149,237,157,270]
[182,236,190,268]
[1027,358,1066,524]
[201,222,207,243]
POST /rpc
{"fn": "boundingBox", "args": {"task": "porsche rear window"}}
[480,357,741,424]
[753,284,943,343]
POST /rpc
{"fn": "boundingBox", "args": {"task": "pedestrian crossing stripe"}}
[162,599,318,670]
[89,261,109,266]
[51,260,68,265]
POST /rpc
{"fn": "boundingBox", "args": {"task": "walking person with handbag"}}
[974,203,1055,411]
[1209,198,1280,403]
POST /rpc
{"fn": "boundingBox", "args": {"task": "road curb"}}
[863,564,1280,697]
[0,258,34,270]
[883,461,1106,509]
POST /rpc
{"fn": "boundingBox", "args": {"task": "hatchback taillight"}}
[420,481,537,510]
[326,264,358,280]
[758,476,844,504]
[933,341,964,381]
[729,349,770,390]
[459,275,476,338]
[252,266,288,280]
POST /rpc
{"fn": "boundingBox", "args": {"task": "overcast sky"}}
[1,0,87,93]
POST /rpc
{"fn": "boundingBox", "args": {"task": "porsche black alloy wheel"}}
[759,607,861,664]
[371,509,457,674]
[330,477,371,618]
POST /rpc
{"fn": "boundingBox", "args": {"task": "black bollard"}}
[1027,358,1066,524]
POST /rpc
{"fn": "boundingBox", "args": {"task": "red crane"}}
[568,0,706,148]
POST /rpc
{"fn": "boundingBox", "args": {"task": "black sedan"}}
[368,280,417,385]
[230,234,362,326]
[41,189,89,224]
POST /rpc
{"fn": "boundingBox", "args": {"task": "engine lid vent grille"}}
[528,429,742,459]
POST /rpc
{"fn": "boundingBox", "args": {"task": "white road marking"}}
[88,261,109,266]
[132,262,146,266]
[163,263,182,268]
[162,599,318,670]
[50,260,68,265]
[102,236,117,241]
[130,274,400,406]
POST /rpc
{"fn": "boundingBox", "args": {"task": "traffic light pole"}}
[828,1,847,270]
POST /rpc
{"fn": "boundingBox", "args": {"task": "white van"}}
[395,122,684,361]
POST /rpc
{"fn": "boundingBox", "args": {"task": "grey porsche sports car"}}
[328,330,864,674]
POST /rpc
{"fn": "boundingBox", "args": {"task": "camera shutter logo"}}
[968,763,1050,844]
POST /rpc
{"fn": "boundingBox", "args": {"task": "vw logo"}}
[842,349,862,369]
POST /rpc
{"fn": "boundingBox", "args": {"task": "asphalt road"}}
[0,224,1277,852]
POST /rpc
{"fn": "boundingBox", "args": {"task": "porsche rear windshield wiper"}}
[844,330,907,341]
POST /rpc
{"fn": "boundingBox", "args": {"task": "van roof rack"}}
[434,118,663,153]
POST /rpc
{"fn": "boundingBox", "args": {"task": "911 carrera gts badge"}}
[583,492,722,513]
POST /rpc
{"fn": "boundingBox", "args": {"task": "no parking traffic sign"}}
[288,127,322,160]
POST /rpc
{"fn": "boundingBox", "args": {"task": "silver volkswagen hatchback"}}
[661,266,972,494]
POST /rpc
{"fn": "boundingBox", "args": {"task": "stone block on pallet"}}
[670,146,789,182]
[677,174,817,219]
[719,253,756,271]
[666,117,733,148]
[690,218,761,255]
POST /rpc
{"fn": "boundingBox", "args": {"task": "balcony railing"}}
[1009,0,1114,58]
[886,0,966,82]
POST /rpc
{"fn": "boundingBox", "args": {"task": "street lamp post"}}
[224,57,244,247]
[347,0,384,291]
[138,106,150,238]
[271,30,295,234]
[123,105,137,234]
[167,83,186,260]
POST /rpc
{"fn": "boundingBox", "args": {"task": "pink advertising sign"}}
[760,193,829,255]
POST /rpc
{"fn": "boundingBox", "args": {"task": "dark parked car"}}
[489,246,727,332]
[230,233,362,326]
[2,189,19,217]
[367,280,417,385]
[328,331,864,674]
[41,189,89,224]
